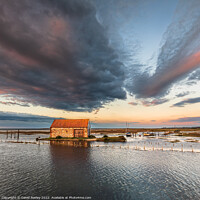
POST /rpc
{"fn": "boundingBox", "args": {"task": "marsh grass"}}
[97,136,126,142]
[185,139,199,143]
[169,140,180,143]
[175,132,200,137]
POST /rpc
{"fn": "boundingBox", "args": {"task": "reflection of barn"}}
[50,119,90,138]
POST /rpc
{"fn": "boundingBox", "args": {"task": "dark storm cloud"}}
[126,0,200,99]
[170,117,200,123]
[1,0,199,111]
[172,97,200,107]
[0,0,126,112]
[0,100,30,107]
[0,111,55,122]
[94,0,200,104]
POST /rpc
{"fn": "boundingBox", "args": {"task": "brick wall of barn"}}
[50,128,88,138]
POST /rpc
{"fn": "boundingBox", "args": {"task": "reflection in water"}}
[50,140,91,148]
[49,142,93,197]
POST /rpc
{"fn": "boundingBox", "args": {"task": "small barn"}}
[50,119,90,138]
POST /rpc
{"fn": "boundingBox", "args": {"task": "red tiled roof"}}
[50,119,89,128]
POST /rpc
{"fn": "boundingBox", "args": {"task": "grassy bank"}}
[1,127,200,135]
[96,136,126,142]
[39,135,126,142]
[39,137,96,141]
[91,128,200,134]
[175,132,200,137]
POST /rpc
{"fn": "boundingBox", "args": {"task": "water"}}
[0,134,200,200]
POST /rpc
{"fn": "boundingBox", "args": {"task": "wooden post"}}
[6,130,8,139]
[191,145,193,153]
[17,129,19,140]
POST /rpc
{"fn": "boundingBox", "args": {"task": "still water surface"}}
[0,134,200,200]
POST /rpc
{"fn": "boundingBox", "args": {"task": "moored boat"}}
[144,132,155,136]
[126,132,132,137]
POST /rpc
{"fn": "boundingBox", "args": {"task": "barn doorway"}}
[74,129,84,138]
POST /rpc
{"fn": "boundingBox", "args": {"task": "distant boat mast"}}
[126,122,129,132]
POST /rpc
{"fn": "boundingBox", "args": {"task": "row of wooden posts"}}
[0,139,197,152]
[90,144,196,152]
[6,129,20,140]
[0,139,46,145]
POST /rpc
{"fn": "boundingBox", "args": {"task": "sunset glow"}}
[0,0,199,128]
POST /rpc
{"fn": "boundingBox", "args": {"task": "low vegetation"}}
[40,135,126,142]
[169,140,180,143]
[88,135,96,138]
[91,127,200,134]
[185,139,199,143]
[175,132,200,137]
[97,136,126,142]
[163,132,173,135]
[40,135,97,141]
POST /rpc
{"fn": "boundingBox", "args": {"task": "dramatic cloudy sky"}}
[0,0,199,128]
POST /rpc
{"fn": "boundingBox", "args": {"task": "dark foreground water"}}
[0,137,200,200]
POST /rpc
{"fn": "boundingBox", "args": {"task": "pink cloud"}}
[49,17,71,39]
[4,49,38,66]
[32,86,44,92]
[128,102,138,106]
[0,89,17,95]
[141,99,168,107]
[144,51,200,97]
[0,90,6,94]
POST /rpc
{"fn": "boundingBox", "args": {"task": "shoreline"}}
[1,128,200,137]
[39,135,126,142]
